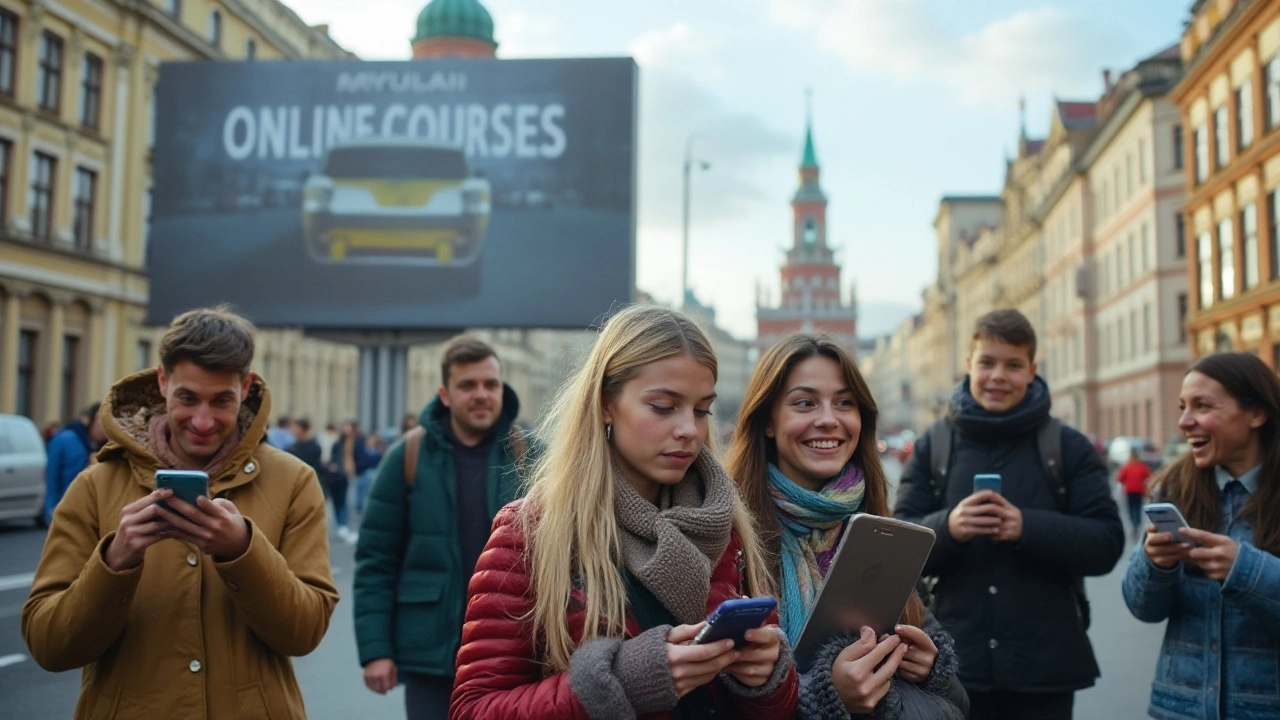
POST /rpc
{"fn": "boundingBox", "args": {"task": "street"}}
[0,458,1164,719]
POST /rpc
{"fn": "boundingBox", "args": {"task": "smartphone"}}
[692,597,777,648]
[155,469,210,513]
[1144,502,1198,546]
[973,473,1002,495]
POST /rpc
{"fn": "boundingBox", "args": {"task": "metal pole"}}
[681,138,692,309]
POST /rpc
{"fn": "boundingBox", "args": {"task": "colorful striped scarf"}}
[767,462,865,643]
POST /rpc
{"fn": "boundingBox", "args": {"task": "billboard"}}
[148,58,637,329]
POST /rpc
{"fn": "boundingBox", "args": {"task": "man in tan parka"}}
[22,306,338,719]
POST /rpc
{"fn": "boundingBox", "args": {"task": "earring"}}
[605,423,612,441]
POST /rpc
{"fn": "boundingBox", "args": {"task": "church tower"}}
[756,102,859,353]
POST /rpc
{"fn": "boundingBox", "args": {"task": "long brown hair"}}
[1154,352,1280,554]
[726,332,925,627]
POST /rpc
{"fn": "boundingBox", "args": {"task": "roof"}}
[801,124,818,168]
[415,0,496,45]
[1056,101,1097,130]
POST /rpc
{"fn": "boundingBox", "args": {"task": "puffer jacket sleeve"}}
[893,430,966,576]
[213,461,338,656]
[353,439,410,666]
[450,503,592,720]
[22,468,143,671]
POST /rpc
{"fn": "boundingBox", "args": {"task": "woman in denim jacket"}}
[1122,352,1280,720]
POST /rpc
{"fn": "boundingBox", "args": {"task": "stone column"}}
[42,294,67,423]
[85,299,107,403]
[0,284,22,413]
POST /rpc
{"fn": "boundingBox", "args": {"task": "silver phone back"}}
[793,514,936,671]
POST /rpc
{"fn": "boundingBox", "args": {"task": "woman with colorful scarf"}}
[727,333,968,719]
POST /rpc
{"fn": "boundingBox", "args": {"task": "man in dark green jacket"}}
[354,336,526,720]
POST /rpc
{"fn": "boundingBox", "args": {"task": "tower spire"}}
[802,87,818,168]
[1018,95,1027,140]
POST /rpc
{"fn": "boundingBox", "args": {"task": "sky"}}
[285,0,1189,339]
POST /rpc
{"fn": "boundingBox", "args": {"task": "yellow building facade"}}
[0,0,359,429]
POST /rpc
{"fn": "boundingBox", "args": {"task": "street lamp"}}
[682,134,711,308]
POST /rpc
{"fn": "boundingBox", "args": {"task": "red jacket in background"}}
[449,502,798,720]
[1118,459,1152,495]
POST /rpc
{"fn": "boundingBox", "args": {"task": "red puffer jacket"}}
[450,502,798,720]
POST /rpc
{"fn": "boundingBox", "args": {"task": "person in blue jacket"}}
[1123,352,1280,720]
[43,402,105,525]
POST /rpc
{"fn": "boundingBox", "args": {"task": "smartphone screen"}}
[1144,503,1197,546]
[973,473,1002,495]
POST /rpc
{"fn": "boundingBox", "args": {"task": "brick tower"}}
[756,108,859,354]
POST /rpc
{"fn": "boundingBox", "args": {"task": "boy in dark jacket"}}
[894,309,1124,720]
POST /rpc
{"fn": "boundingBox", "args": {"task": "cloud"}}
[769,0,1121,105]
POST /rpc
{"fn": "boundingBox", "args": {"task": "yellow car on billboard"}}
[302,138,491,267]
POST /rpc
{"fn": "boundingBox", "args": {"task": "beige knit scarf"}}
[148,413,243,480]
[613,448,735,625]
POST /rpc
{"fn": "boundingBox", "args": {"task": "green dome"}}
[414,0,496,44]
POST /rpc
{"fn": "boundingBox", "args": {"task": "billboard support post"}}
[357,344,409,437]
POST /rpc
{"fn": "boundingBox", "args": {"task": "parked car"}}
[302,138,491,270]
[1106,436,1162,471]
[0,414,47,525]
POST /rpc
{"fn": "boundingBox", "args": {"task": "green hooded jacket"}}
[353,385,526,675]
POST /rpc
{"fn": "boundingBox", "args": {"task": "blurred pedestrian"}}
[400,412,418,435]
[22,306,336,719]
[327,420,374,543]
[43,403,106,525]
[353,434,384,514]
[1118,447,1152,539]
[267,414,296,450]
[288,417,324,482]
[355,335,529,719]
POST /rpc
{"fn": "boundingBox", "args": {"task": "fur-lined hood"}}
[98,367,272,487]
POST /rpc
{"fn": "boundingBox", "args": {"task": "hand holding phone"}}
[692,597,777,648]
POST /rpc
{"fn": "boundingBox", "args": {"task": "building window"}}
[1178,293,1188,343]
[1243,203,1259,290]
[0,139,9,226]
[1173,123,1184,170]
[1146,400,1154,439]
[1220,218,1236,300]
[208,10,222,47]
[167,0,182,17]
[1194,125,1208,183]
[246,38,256,60]
[1142,223,1151,271]
[29,152,56,241]
[1273,191,1280,279]
[62,334,79,422]
[1198,232,1214,308]
[1176,213,1186,258]
[1237,82,1255,150]
[1268,54,1280,130]
[1139,139,1148,185]
[0,9,17,97]
[1119,317,1128,358]
[136,339,152,371]
[1127,234,1136,281]
[37,31,63,113]
[1215,105,1230,169]
[16,329,36,419]
[80,53,102,130]
[73,167,95,250]
[1143,303,1152,352]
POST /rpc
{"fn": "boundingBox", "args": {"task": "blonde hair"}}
[520,304,770,673]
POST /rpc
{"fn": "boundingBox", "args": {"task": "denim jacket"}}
[1121,471,1280,720]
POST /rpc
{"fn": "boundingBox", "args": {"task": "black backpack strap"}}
[927,417,953,506]
[1036,418,1065,512]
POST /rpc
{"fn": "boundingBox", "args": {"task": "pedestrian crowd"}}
[18,303,1280,720]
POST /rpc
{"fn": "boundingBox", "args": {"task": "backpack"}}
[925,416,1091,630]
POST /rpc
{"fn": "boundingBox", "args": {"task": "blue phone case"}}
[156,470,210,511]
[973,473,1002,494]
[693,597,777,648]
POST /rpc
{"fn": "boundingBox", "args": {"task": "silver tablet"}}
[793,514,936,671]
